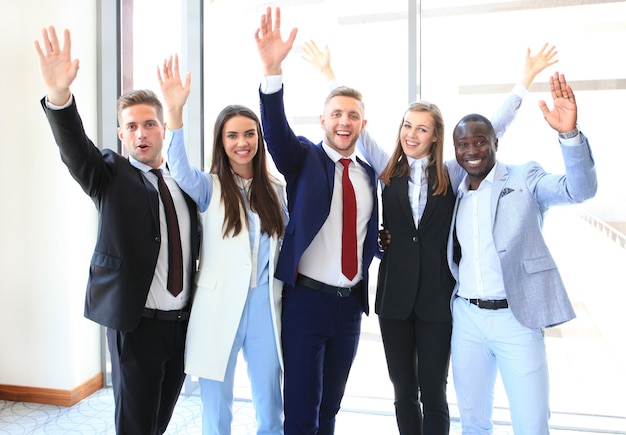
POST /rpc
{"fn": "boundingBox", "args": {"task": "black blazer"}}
[42,97,200,332]
[375,171,456,322]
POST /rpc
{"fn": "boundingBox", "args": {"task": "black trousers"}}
[107,316,187,435]
[379,315,452,435]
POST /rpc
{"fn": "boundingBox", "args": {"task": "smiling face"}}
[320,95,367,157]
[400,110,437,160]
[118,103,166,169]
[453,117,498,190]
[222,115,259,178]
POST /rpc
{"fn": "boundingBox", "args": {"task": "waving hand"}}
[34,26,79,106]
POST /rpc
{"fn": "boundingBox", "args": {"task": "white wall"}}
[0,0,101,390]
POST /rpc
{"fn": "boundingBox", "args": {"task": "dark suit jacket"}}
[376,171,456,321]
[259,87,379,314]
[41,97,200,332]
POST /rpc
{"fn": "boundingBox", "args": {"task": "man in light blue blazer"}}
[447,72,597,435]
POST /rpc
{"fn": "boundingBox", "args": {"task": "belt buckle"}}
[336,288,350,298]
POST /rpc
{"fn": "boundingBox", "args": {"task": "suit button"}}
[155,236,161,243]
[412,236,418,242]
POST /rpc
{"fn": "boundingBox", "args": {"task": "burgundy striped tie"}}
[151,169,183,296]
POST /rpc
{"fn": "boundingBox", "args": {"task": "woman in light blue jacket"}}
[159,56,287,435]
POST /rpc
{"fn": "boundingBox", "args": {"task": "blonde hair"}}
[379,101,449,195]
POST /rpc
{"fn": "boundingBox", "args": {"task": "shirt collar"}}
[129,156,167,174]
[459,161,499,194]
[233,171,253,191]
[406,155,429,168]
[322,142,356,164]
[407,155,429,183]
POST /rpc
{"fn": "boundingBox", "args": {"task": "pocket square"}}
[499,187,514,198]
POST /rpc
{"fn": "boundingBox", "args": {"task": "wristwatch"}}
[558,125,579,139]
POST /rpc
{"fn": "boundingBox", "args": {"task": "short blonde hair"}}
[117,89,164,126]
[324,86,365,112]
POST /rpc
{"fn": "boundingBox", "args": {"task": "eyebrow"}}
[405,122,429,128]
[225,129,256,135]
[124,119,158,125]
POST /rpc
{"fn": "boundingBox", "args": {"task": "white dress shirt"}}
[298,145,373,287]
[407,156,429,227]
[455,163,507,300]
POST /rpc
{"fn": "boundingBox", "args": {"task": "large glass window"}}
[202,0,411,161]
[113,0,626,430]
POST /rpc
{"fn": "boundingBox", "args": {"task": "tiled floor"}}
[1,385,625,434]
[2,209,625,434]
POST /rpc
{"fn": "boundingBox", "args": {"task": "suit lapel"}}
[137,167,160,228]
[391,176,416,230]
[491,163,509,227]
[449,188,463,273]
[321,143,336,196]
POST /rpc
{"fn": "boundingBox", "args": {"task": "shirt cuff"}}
[45,94,74,110]
[511,83,527,99]
[261,75,283,94]
[559,131,583,146]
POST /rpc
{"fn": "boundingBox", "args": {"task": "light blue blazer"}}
[447,134,597,329]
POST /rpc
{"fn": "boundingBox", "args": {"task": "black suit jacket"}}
[375,171,456,321]
[41,97,200,332]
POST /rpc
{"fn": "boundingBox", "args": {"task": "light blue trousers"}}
[451,297,550,435]
[199,284,284,435]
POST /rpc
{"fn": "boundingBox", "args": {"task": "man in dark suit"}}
[254,8,379,435]
[35,27,199,435]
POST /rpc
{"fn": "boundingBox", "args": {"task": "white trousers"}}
[451,296,550,435]
[199,284,283,435]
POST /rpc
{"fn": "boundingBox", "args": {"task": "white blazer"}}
[185,174,285,381]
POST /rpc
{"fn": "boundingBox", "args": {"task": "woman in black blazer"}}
[376,102,455,435]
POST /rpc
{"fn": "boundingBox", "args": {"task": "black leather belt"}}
[142,308,190,321]
[463,297,508,310]
[296,274,363,298]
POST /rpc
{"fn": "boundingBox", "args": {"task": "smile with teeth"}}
[466,159,482,165]
[337,131,350,137]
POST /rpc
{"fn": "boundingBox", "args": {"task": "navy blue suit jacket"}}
[259,87,379,314]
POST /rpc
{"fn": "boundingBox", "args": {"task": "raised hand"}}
[254,6,298,76]
[538,72,577,133]
[302,40,335,81]
[157,54,191,130]
[34,26,79,106]
[520,43,558,89]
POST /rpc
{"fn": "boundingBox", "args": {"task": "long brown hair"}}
[210,105,284,238]
[379,101,449,195]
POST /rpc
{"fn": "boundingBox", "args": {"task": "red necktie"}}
[151,169,183,296]
[340,158,357,280]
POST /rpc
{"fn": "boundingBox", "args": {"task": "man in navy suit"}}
[448,72,597,434]
[35,27,199,434]
[255,7,379,434]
